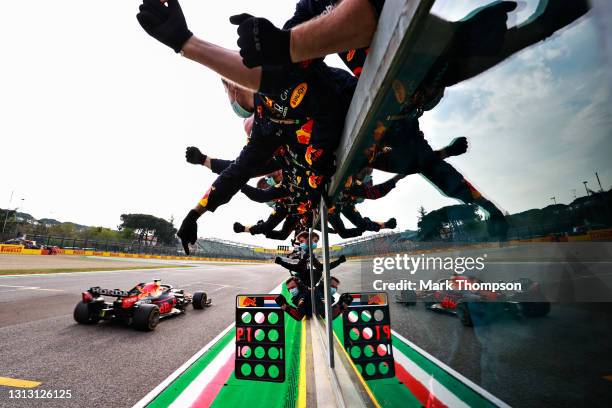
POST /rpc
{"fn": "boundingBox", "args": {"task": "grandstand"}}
[331,230,418,258]
[195,238,273,260]
[20,234,274,261]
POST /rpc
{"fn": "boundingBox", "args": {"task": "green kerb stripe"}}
[333,317,422,407]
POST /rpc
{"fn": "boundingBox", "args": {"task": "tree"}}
[119,214,177,245]
[417,205,482,241]
[417,206,427,222]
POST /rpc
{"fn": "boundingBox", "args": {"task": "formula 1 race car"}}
[396,275,550,327]
[73,279,211,331]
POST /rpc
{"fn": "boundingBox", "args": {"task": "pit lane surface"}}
[0,261,286,408]
[332,243,612,408]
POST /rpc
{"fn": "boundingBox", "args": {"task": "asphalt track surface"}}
[1,247,611,408]
[0,262,286,408]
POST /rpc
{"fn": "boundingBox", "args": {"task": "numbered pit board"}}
[342,292,395,380]
[235,294,285,382]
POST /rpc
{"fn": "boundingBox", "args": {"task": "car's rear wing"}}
[89,287,131,297]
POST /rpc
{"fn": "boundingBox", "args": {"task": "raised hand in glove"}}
[451,1,517,59]
[230,13,291,68]
[177,209,200,255]
[338,255,347,264]
[136,0,193,53]
[275,294,288,307]
[186,147,206,165]
[445,137,468,157]
[339,293,353,307]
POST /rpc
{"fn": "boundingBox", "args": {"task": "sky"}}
[1,1,611,248]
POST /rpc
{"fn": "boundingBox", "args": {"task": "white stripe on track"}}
[394,350,469,408]
[132,324,234,408]
[168,342,235,408]
[392,330,510,408]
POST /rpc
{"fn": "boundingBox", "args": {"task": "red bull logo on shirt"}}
[296,119,314,144]
[305,145,323,165]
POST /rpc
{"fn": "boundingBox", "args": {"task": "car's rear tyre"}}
[192,292,208,309]
[520,302,551,318]
[73,301,100,324]
[456,302,473,327]
[133,304,160,331]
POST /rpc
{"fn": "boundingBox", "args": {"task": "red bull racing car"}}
[74,279,211,331]
[396,275,550,327]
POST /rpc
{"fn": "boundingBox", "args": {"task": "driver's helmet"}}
[141,280,163,297]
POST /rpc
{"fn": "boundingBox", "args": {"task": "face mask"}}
[231,100,252,118]
[265,177,276,187]
[289,287,299,297]
[300,242,317,251]
[330,287,337,296]
[266,201,275,208]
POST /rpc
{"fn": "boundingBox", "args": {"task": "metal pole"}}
[583,181,590,196]
[596,172,604,193]
[319,199,334,368]
[2,191,14,236]
[308,225,317,318]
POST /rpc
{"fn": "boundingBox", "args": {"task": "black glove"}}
[275,294,288,307]
[451,1,517,59]
[230,14,291,68]
[177,209,200,255]
[385,218,397,230]
[233,222,245,233]
[338,255,347,264]
[445,137,468,157]
[137,0,193,53]
[274,256,283,265]
[339,293,353,307]
[186,147,206,165]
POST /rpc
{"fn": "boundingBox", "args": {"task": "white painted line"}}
[392,330,510,408]
[0,284,63,292]
[131,323,235,408]
[0,268,198,279]
[394,350,469,408]
[132,282,283,408]
[168,342,235,408]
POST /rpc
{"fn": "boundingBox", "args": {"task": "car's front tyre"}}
[192,292,208,309]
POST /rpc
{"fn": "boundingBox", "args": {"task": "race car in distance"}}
[396,275,550,327]
[74,279,211,331]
